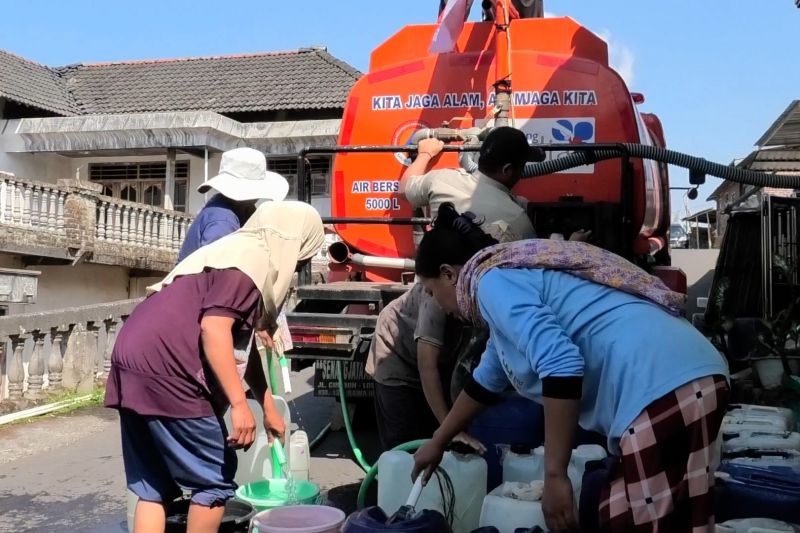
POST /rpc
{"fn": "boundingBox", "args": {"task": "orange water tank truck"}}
[285,1,800,398]
[328,7,677,279]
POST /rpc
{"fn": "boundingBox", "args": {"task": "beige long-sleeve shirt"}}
[401,168,536,242]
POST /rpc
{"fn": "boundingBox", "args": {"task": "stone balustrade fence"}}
[0,177,67,232]
[96,197,191,252]
[0,299,143,402]
[0,172,193,271]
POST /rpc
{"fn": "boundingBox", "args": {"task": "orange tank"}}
[331,15,670,269]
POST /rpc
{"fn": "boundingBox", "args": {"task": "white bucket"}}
[752,357,800,390]
[224,396,292,486]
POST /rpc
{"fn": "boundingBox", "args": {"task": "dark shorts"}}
[119,409,237,507]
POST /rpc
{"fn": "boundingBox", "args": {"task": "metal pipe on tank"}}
[351,254,415,271]
[491,1,513,126]
[408,128,464,145]
[327,241,352,264]
[460,134,481,172]
[327,241,415,270]
[494,90,512,127]
[407,126,488,171]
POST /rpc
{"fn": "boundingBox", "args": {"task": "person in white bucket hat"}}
[178,147,290,262]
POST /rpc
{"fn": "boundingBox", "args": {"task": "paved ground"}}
[0,366,381,532]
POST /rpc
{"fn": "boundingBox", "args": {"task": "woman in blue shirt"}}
[412,204,729,533]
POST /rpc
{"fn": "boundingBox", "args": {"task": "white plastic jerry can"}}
[377,450,488,533]
[721,430,800,454]
[289,430,311,481]
[502,445,544,484]
[571,444,607,474]
[479,482,547,533]
[502,444,602,497]
[222,396,292,486]
[723,404,796,433]
[727,451,800,469]
[716,517,800,532]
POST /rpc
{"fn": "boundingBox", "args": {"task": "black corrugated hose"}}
[522,144,800,189]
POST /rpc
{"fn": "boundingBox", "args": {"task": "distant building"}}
[0,47,360,313]
[708,100,800,245]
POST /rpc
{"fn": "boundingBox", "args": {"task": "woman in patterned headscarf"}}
[411,203,729,533]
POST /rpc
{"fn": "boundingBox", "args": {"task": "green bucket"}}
[235,479,321,512]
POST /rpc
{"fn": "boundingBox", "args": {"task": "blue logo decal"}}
[551,120,594,144]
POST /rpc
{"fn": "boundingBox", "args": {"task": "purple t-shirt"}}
[104,269,261,418]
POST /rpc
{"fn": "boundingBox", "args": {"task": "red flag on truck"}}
[430,0,474,53]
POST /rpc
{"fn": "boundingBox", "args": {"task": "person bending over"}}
[105,201,324,533]
[411,204,729,533]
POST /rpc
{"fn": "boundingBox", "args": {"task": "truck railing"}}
[295,141,637,285]
[287,142,635,395]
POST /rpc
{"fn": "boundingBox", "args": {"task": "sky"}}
[2,0,798,219]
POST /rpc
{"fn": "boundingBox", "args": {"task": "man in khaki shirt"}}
[367,128,588,450]
[401,127,588,437]
[401,126,538,242]
[365,128,537,450]
[392,128,539,437]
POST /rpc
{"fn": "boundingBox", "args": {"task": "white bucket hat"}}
[198,147,290,202]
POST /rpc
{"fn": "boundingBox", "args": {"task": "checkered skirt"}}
[599,375,729,533]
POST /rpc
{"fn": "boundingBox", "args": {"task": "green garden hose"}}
[309,422,332,450]
[336,360,372,472]
[333,361,428,508]
[264,348,281,394]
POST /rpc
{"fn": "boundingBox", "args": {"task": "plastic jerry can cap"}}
[449,441,478,455]
[510,443,532,455]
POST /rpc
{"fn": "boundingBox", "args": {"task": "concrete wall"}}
[0,249,159,316]
[0,253,133,321]
[129,276,162,298]
[0,120,72,183]
[311,197,331,217]
[671,249,720,318]
[31,264,131,312]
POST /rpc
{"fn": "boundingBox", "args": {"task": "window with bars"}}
[90,161,190,212]
[266,156,331,198]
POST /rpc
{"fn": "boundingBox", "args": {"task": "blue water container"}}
[468,392,545,490]
[716,464,800,523]
[343,506,451,532]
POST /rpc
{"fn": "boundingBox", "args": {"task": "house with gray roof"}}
[0,46,359,314]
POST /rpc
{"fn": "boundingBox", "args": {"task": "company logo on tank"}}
[517,117,597,174]
[392,120,432,167]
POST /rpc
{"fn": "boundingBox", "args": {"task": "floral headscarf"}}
[456,239,686,325]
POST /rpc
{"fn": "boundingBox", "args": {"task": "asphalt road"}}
[0,366,381,532]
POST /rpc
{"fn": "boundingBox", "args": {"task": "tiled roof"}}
[0,50,76,115]
[0,47,360,116]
